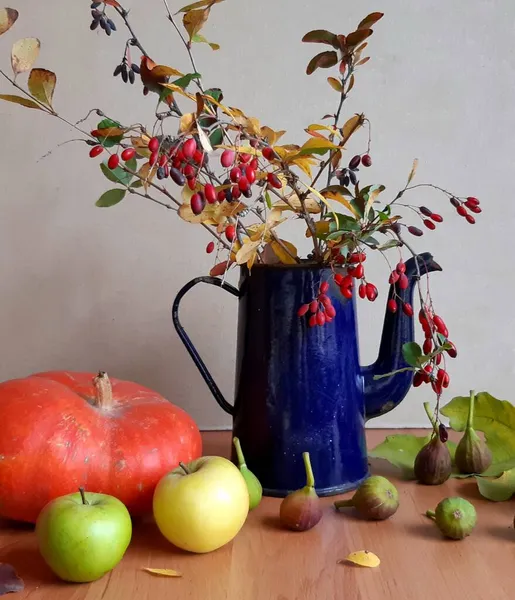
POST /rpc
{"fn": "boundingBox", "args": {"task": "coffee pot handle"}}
[172,276,240,416]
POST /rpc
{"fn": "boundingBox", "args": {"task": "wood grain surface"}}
[0,430,513,600]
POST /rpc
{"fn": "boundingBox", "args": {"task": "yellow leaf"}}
[0,94,41,110]
[160,83,196,101]
[290,156,316,178]
[142,568,182,577]
[11,37,40,75]
[344,550,380,568]
[327,77,343,92]
[270,240,298,265]
[180,112,195,133]
[407,158,418,186]
[137,162,157,192]
[236,240,261,265]
[306,123,340,136]
[150,64,184,78]
[260,126,286,146]
[364,185,385,217]
[322,190,360,219]
[306,220,330,238]
[28,68,56,108]
[183,8,209,41]
[341,114,364,144]
[298,137,338,157]
[267,208,284,224]
[0,8,18,36]
[304,184,340,225]
[179,200,247,224]
[346,74,355,94]
[273,194,321,214]
[178,0,225,12]
[196,119,213,152]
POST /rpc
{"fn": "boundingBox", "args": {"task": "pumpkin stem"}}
[93,371,114,410]
[79,487,89,505]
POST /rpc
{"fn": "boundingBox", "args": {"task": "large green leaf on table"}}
[368,434,456,479]
[475,469,515,502]
[441,392,515,465]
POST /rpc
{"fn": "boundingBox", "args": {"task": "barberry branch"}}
[113,5,148,57]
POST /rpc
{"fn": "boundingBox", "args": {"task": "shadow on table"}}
[0,546,56,586]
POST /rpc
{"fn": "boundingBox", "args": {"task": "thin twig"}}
[114,5,148,57]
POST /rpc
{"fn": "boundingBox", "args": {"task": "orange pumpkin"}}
[0,370,202,523]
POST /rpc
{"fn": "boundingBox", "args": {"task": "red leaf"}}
[210,260,231,277]
[357,12,384,30]
[0,564,24,596]
[103,0,122,7]
[306,51,338,75]
[346,29,373,47]
[301,30,339,48]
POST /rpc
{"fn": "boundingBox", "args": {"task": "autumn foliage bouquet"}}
[0,1,481,407]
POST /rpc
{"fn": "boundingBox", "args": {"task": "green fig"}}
[426,497,477,539]
[454,390,492,475]
[233,437,262,510]
[279,452,322,531]
[334,475,399,520]
[414,402,452,485]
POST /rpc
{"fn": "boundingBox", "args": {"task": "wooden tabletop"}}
[1,430,513,600]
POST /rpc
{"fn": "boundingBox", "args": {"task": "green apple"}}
[153,456,249,554]
[35,488,132,583]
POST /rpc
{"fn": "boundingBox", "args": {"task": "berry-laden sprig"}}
[0,3,482,409]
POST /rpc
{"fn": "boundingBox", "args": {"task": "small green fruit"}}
[454,390,492,475]
[334,475,399,520]
[233,437,262,510]
[426,497,477,539]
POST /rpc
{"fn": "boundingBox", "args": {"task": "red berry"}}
[398,273,409,290]
[361,154,372,167]
[431,380,443,395]
[342,287,353,300]
[182,138,197,159]
[89,145,104,158]
[108,154,120,170]
[353,263,364,279]
[419,206,432,217]
[121,147,136,162]
[309,300,319,313]
[342,275,353,289]
[465,214,476,224]
[431,213,443,223]
[387,299,398,313]
[466,196,479,206]
[239,153,251,164]
[225,224,236,242]
[183,164,195,179]
[423,219,436,230]
[262,146,275,161]
[469,206,482,214]
[170,168,185,186]
[413,372,424,387]
[221,149,235,168]
[149,151,158,167]
[172,157,182,169]
[246,167,256,185]
[190,193,205,215]
[396,261,406,274]
[457,205,468,217]
[433,315,448,338]
[349,155,361,169]
[204,183,217,204]
[319,281,329,294]
[446,341,458,359]
[230,167,242,183]
[423,338,432,354]
[158,153,168,168]
[217,190,226,202]
[358,283,366,299]
[436,353,442,365]
[193,149,204,165]
[316,311,326,326]
[250,157,259,170]
[319,294,331,307]
[389,271,400,284]
[267,173,282,189]
[437,369,450,388]
[231,185,242,199]
[309,314,317,328]
[366,283,378,301]
[349,252,366,264]
[206,241,215,254]
[148,137,159,153]
[408,226,423,237]
[297,304,310,317]
[325,305,336,318]
[402,302,414,317]
[238,176,250,192]
[187,177,197,190]
[334,274,344,285]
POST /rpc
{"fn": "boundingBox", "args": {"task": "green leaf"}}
[130,179,144,189]
[377,239,401,251]
[203,87,223,102]
[191,33,220,50]
[402,342,422,367]
[264,191,272,210]
[209,127,223,147]
[100,157,136,187]
[172,72,201,90]
[475,469,515,502]
[369,434,456,479]
[441,392,515,464]
[96,118,123,148]
[320,185,353,197]
[95,189,126,208]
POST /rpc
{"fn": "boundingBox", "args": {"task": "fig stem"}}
[302,452,315,488]
[334,499,353,510]
[233,437,246,468]
[79,487,88,505]
[467,390,476,430]
[426,509,436,520]
[179,462,191,475]
[423,402,438,435]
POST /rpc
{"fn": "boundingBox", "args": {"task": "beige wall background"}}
[0,0,512,429]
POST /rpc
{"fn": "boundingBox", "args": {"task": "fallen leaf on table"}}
[474,468,515,502]
[342,550,380,568]
[0,563,24,595]
[142,567,182,577]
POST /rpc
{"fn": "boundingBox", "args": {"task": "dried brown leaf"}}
[407,158,419,185]
[11,37,40,75]
[0,563,24,595]
[0,93,41,109]
[28,68,56,108]
[183,8,209,41]
[178,0,224,12]
[355,57,370,66]
[327,76,343,92]
[0,8,18,36]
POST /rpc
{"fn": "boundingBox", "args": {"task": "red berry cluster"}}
[386,261,414,316]
[219,149,258,201]
[407,195,481,238]
[297,281,336,327]
[412,308,457,393]
[450,196,481,224]
[419,206,443,230]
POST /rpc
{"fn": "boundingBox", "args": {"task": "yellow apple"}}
[153,456,249,553]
